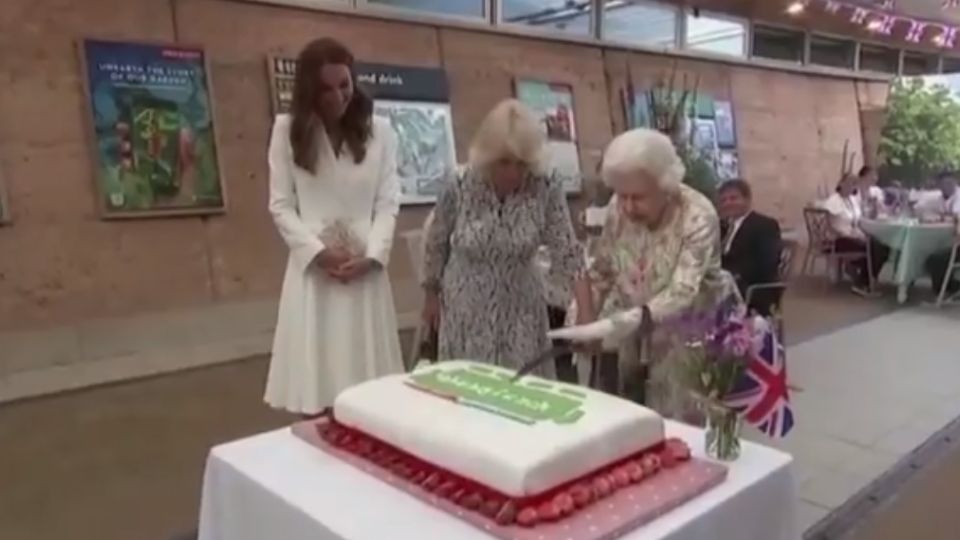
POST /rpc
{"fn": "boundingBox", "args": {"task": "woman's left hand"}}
[328,257,378,284]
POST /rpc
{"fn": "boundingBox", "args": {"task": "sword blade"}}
[510,342,571,383]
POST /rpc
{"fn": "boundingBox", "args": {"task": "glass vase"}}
[702,400,742,461]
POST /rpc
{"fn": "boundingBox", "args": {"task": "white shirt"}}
[723,212,750,254]
[944,191,960,216]
[859,186,884,207]
[822,192,863,239]
[910,189,945,215]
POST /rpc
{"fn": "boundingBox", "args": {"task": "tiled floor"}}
[1,279,956,540]
[744,306,960,533]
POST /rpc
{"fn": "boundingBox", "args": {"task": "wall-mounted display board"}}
[79,39,226,218]
[267,57,457,205]
[624,88,741,183]
[714,100,737,149]
[513,79,582,194]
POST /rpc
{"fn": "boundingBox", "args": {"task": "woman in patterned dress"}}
[569,129,739,420]
[420,99,591,377]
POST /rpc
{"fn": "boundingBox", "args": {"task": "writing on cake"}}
[408,365,586,425]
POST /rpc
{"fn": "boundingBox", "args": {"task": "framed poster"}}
[268,56,297,115]
[692,118,720,165]
[267,57,458,205]
[514,79,582,194]
[374,100,457,205]
[79,39,226,218]
[714,100,737,149]
[717,150,740,181]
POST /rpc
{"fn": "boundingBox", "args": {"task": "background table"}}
[860,219,955,303]
[198,422,799,540]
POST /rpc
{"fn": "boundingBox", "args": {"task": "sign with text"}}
[267,57,449,114]
[267,57,457,205]
[80,39,225,218]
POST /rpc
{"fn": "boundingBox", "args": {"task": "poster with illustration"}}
[374,101,457,204]
[714,100,737,148]
[80,39,225,218]
[514,79,582,193]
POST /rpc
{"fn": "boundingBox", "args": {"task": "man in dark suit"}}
[718,180,783,316]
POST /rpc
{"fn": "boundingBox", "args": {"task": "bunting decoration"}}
[815,0,960,49]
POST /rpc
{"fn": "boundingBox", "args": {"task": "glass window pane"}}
[752,25,804,64]
[809,35,856,69]
[366,0,484,18]
[685,13,746,57]
[902,52,938,75]
[502,0,592,36]
[602,1,677,49]
[859,45,899,74]
[943,56,960,73]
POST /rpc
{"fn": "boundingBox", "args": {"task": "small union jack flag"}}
[724,323,795,438]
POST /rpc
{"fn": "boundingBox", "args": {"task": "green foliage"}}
[880,78,960,186]
[680,149,719,202]
[644,65,719,202]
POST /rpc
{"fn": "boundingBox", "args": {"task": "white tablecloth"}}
[198,422,798,540]
[860,218,955,303]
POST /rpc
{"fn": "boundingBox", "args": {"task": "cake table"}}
[197,421,799,540]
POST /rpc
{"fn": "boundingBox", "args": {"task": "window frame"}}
[357,0,491,24]
[495,0,597,40]
[857,40,903,75]
[806,31,859,71]
[900,50,940,76]
[749,21,807,65]
[597,0,682,50]
[682,8,750,58]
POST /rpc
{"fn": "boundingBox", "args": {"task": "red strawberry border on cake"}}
[317,416,693,528]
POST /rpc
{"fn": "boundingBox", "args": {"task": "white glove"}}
[547,307,645,349]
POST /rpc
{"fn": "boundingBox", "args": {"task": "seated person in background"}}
[910,177,946,216]
[857,166,885,217]
[823,174,891,297]
[936,172,960,216]
[925,173,960,296]
[717,180,782,316]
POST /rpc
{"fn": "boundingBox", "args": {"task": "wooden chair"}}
[936,241,960,308]
[801,207,873,288]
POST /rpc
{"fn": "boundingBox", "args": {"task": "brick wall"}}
[0,0,888,339]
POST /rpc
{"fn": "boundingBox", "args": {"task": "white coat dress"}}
[264,114,404,414]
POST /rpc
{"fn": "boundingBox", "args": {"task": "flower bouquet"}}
[319,220,365,258]
[670,299,764,461]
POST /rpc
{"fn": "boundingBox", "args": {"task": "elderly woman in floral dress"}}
[562,129,739,420]
[421,99,591,377]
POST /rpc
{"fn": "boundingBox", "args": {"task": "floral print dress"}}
[587,184,739,419]
[422,169,583,377]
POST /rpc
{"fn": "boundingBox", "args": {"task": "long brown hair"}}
[289,38,373,172]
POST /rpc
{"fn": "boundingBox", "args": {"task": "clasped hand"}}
[315,247,376,284]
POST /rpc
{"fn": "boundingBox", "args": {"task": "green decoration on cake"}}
[408,364,587,425]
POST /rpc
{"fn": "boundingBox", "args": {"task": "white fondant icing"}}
[334,360,665,497]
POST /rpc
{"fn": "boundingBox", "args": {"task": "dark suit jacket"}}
[721,212,782,315]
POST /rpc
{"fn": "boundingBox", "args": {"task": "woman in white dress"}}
[264,38,403,415]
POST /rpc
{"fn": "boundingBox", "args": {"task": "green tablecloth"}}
[860,218,955,303]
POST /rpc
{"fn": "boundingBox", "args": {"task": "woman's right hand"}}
[422,290,441,331]
[314,247,351,271]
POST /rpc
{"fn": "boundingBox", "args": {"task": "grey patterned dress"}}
[422,168,583,377]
